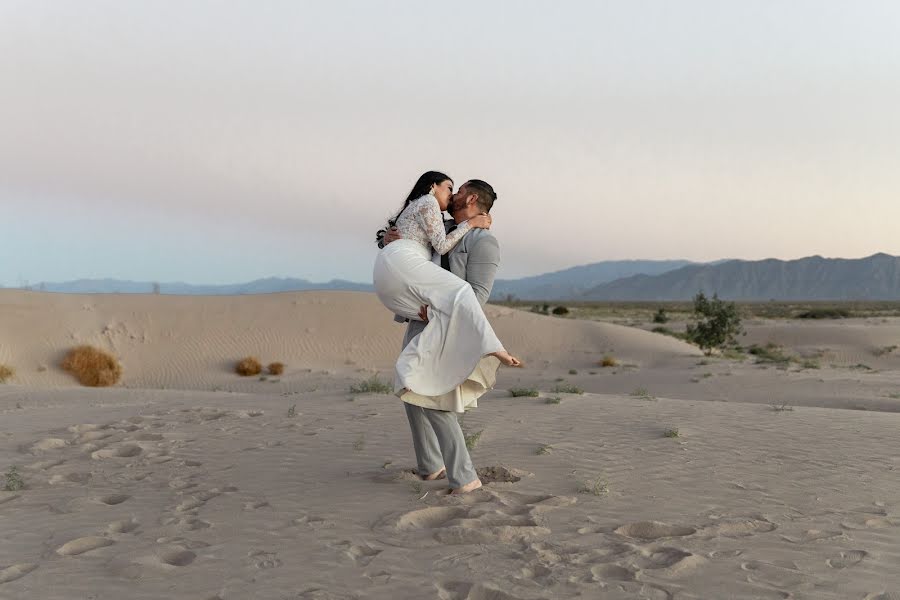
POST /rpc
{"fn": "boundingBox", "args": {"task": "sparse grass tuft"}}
[663,427,680,438]
[578,476,609,496]
[287,404,297,418]
[799,359,820,370]
[770,402,794,412]
[552,383,584,395]
[651,326,688,341]
[630,387,654,400]
[464,429,483,451]
[61,346,122,387]
[0,364,14,383]
[4,466,24,491]
[235,356,262,376]
[873,345,898,357]
[349,375,392,395]
[600,355,618,368]
[545,396,562,405]
[353,434,365,452]
[852,363,873,371]
[748,343,791,365]
[722,347,747,360]
[509,387,539,398]
[267,361,285,375]
[536,444,553,455]
[888,392,900,399]
[568,369,578,375]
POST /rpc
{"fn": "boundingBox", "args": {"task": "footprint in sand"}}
[741,560,806,588]
[30,438,69,452]
[0,563,38,584]
[331,541,381,566]
[56,536,115,556]
[436,581,535,600]
[780,529,845,544]
[826,550,867,569]
[697,517,776,538]
[91,444,142,459]
[590,563,636,582]
[0,494,21,505]
[248,550,282,569]
[156,548,196,567]
[97,493,131,506]
[107,519,140,534]
[25,458,65,470]
[49,472,92,485]
[632,547,706,578]
[614,521,696,540]
[243,500,270,511]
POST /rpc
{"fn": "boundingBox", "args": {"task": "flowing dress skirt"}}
[373,239,503,412]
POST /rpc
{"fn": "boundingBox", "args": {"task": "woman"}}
[374,171,521,408]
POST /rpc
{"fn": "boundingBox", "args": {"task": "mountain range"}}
[14,253,900,301]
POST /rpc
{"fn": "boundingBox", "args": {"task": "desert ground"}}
[1,290,898,599]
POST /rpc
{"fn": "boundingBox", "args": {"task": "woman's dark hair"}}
[376,171,452,247]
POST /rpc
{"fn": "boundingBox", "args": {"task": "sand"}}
[1,290,899,598]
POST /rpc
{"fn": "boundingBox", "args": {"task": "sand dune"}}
[0,290,697,390]
[2,290,900,598]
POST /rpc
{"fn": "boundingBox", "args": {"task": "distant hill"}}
[582,253,900,301]
[489,260,696,301]
[30,277,374,295]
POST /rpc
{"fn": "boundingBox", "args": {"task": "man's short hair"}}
[464,179,497,213]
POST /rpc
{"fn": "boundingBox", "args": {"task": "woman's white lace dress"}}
[373,194,503,413]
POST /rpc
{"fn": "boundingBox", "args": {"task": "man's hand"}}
[382,226,401,245]
[418,305,429,323]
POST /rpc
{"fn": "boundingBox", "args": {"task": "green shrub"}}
[509,387,539,397]
[552,383,583,395]
[653,308,669,323]
[684,292,743,356]
[552,306,569,315]
[349,375,393,394]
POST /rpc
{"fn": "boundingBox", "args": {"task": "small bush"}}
[464,429,483,450]
[536,444,553,455]
[748,343,791,365]
[4,466,24,491]
[630,387,654,400]
[663,427,680,438]
[287,404,297,418]
[0,364,14,383]
[61,346,122,387]
[552,306,569,315]
[873,345,898,357]
[653,308,669,323]
[568,369,578,375]
[349,375,393,394]
[578,477,609,496]
[685,292,743,356]
[267,361,285,375]
[509,387,539,397]
[799,359,820,370]
[545,397,561,404]
[600,355,618,368]
[235,357,262,376]
[553,383,583,395]
[770,402,794,412]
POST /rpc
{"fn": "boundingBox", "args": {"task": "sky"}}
[2,1,900,286]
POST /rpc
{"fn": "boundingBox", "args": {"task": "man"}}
[381,179,500,494]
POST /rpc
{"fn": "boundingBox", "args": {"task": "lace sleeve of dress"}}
[413,196,471,255]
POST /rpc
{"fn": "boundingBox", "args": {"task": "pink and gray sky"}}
[2,1,900,286]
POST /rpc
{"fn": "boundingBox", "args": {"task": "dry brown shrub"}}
[235,357,262,376]
[0,364,14,383]
[61,346,122,387]
[267,362,285,375]
[600,355,618,368]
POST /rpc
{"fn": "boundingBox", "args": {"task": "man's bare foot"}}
[491,351,523,367]
[421,467,446,481]
[449,479,483,495]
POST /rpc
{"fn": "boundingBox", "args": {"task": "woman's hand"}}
[468,213,492,229]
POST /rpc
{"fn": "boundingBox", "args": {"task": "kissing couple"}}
[374,171,521,494]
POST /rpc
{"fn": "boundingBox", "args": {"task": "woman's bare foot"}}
[491,350,523,367]
[449,479,482,495]
[421,467,446,481]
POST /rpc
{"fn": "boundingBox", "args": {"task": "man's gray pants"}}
[403,402,478,489]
